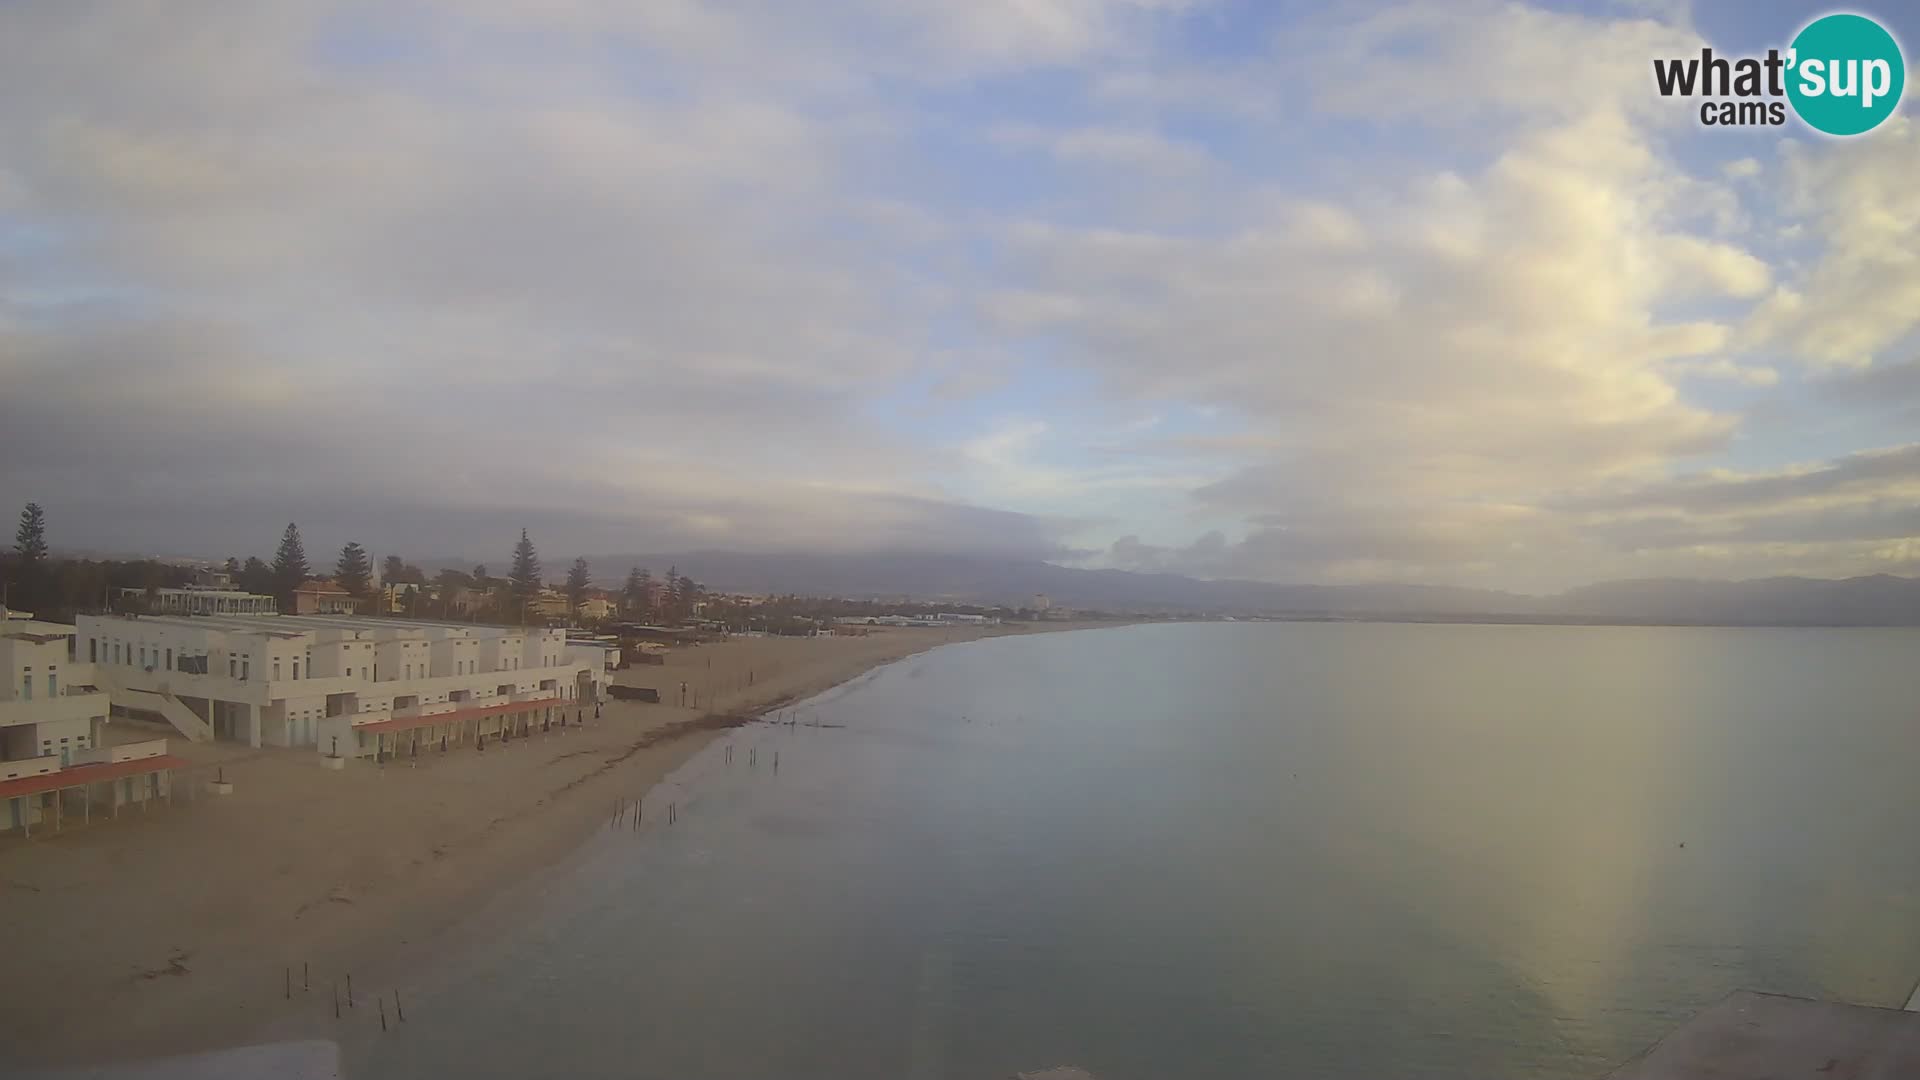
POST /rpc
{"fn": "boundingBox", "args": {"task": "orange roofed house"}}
[292,579,358,615]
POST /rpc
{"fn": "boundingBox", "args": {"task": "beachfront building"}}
[292,580,358,614]
[0,611,178,834]
[118,585,278,616]
[73,613,610,760]
[1,613,110,766]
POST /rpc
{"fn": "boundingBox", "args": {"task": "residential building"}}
[526,591,570,620]
[576,596,615,622]
[74,612,609,759]
[1,613,109,766]
[0,611,172,834]
[380,581,428,614]
[293,579,358,615]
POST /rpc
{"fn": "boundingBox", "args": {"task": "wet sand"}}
[0,622,1110,1069]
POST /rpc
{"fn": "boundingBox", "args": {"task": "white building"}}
[2,614,110,766]
[74,613,609,760]
[119,586,278,616]
[0,612,176,834]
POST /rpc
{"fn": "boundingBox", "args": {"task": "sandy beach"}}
[0,622,1107,1069]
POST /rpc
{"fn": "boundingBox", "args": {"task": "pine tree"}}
[472,564,487,585]
[623,566,647,618]
[382,555,406,585]
[674,573,699,618]
[13,503,48,562]
[224,556,241,577]
[663,566,681,624]
[271,522,310,604]
[509,529,541,606]
[566,557,591,615]
[336,542,372,596]
[240,556,272,595]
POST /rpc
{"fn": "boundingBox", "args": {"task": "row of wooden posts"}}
[283,962,406,1032]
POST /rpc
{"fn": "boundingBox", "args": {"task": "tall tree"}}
[224,556,242,577]
[566,557,592,614]
[674,573,700,618]
[663,566,682,623]
[239,556,273,595]
[14,502,48,562]
[382,555,406,585]
[335,542,372,596]
[509,529,541,604]
[271,522,310,604]
[623,566,651,619]
[472,564,488,585]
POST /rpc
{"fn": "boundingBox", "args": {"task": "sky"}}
[2,0,1918,592]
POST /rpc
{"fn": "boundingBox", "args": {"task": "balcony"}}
[0,690,110,729]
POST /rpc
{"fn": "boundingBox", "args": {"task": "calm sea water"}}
[349,622,1920,1079]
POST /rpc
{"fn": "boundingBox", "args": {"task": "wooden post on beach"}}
[304,962,309,991]
[379,996,388,1032]
[285,966,290,1000]
[347,973,355,1007]
[395,989,406,1022]
[773,751,779,775]
[333,982,340,1019]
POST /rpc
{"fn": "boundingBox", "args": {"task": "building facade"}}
[74,613,608,758]
[1,615,110,766]
[293,580,358,614]
[120,586,278,616]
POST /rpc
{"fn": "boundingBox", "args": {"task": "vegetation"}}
[566,557,591,613]
[335,541,372,596]
[2,502,192,620]
[271,522,311,608]
[508,529,541,614]
[14,502,49,564]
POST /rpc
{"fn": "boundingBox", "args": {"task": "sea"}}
[347,621,1920,1079]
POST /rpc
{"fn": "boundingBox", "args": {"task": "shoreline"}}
[1,621,1124,1070]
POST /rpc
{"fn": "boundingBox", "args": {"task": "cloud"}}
[1742,119,1920,369]
[2,0,1917,591]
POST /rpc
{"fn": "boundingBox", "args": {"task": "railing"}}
[0,691,110,729]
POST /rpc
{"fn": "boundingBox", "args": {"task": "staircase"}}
[98,673,214,743]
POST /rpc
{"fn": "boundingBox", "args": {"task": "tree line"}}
[5,503,708,628]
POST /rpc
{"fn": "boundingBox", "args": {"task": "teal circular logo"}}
[1787,13,1905,136]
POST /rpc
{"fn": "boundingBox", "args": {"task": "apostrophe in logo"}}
[1652,11,1906,136]
[1787,13,1904,135]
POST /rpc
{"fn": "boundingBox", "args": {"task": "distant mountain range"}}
[540,550,1920,627]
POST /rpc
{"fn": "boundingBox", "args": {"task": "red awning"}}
[0,754,188,800]
[354,696,566,735]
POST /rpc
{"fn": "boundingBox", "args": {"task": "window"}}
[345,667,352,678]
[273,660,281,681]
[21,675,30,701]
[140,646,147,667]
[166,648,173,670]
[241,659,249,680]
[48,673,57,696]
[293,659,300,680]
[89,639,98,662]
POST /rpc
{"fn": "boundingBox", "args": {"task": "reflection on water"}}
[352,622,1920,1079]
